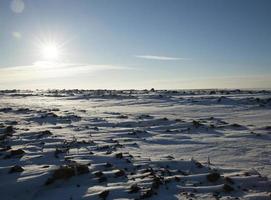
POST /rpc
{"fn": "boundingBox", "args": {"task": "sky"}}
[0,0,271,89]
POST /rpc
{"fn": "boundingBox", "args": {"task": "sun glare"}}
[41,42,60,60]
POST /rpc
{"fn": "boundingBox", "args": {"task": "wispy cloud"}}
[0,61,132,83]
[134,55,188,61]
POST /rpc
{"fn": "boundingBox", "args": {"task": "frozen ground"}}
[0,89,270,200]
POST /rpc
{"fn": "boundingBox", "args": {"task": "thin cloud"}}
[0,61,132,82]
[134,55,188,61]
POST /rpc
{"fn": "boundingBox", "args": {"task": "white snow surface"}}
[0,89,270,200]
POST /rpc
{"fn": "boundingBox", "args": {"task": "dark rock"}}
[244,172,250,176]
[115,152,123,159]
[223,184,234,192]
[37,130,52,138]
[225,177,234,184]
[129,184,140,193]
[115,169,125,177]
[9,165,24,173]
[194,161,203,168]
[175,176,181,182]
[152,176,162,189]
[0,146,11,152]
[54,148,66,158]
[207,172,221,182]
[231,123,242,128]
[76,163,89,174]
[118,115,128,119]
[5,126,14,134]
[192,120,202,128]
[140,188,154,199]
[4,149,25,159]
[99,190,109,200]
[0,107,12,112]
[98,176,107,183]
[104,162,112,168]
[94,171,104,177]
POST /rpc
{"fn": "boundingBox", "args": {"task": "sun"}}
[41,42,60,60]
[34,33,67,61]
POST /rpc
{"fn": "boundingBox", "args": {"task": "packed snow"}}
[0,89,270,200]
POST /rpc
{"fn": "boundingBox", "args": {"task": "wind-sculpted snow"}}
[0,89,270,199]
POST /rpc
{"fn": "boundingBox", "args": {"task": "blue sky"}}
[0,0,271,89]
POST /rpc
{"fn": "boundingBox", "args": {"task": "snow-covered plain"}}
[0,89,270,200]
